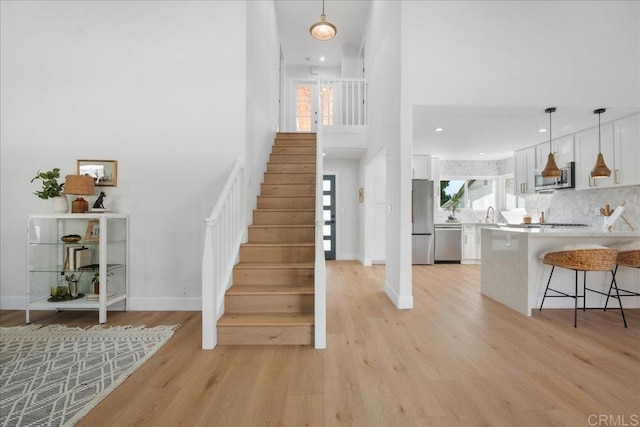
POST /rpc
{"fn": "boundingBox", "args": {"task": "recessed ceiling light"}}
[538,128,547,133]
[320,56,325,62]
[479,152,485,155]
[434,127,444,132]
[322,152,326,156]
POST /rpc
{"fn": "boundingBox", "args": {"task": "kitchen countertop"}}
[485,226,640,238]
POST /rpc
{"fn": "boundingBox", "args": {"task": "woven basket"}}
[617,250,640,269]
[543,249,618,271]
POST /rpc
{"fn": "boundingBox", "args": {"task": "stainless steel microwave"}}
[534,162,575,192]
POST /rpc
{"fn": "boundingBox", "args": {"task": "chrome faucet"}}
[485,206,495,223]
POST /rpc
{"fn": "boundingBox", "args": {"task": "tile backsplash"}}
[434,186,639,228]
[524,186,639,231]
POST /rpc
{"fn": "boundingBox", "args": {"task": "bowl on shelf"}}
[61,234,81,243]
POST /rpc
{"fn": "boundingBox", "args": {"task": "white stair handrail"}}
[202,156,245,349]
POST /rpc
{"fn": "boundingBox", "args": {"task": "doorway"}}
[323,175,336,260]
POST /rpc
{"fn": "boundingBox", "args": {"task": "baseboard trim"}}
[384,282,413,309]
[128,297,201,311]
[1,296,201,312]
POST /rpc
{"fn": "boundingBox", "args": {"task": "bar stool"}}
[604,241,640,328]
[539,245,618,327]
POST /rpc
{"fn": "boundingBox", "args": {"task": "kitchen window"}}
[440,179,496,211]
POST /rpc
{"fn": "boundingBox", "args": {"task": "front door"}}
[323,175,336,260]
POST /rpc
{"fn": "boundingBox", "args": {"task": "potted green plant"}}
[31,168,68,213]
[442,190,463,221]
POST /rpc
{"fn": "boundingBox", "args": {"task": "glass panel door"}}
[323,175,336,260]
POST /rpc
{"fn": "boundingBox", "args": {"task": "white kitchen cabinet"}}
[613,113,640,187]
[462,225,477,261]
[462,224,492,263]
[412,155,432,179]
[536,134,574,169]
[574,118,638,190]
[26,214,128,324]
[514,147,536,194]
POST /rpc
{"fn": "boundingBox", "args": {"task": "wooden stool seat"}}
[540,247,619,327]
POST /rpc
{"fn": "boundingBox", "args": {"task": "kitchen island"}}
[481,227,640,316]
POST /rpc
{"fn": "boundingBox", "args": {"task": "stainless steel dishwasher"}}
[434,224,462,262]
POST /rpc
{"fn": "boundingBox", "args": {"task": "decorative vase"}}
[68,280,79,298]
[93,281,99,294]
[52,196,69,213]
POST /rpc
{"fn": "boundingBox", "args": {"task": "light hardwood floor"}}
[2,262,638,426]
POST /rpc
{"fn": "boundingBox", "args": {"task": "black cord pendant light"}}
[590,108,612,179]
[541,107,562,178]
[310,0,337,41]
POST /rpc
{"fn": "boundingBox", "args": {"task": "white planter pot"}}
[52,196,69,213]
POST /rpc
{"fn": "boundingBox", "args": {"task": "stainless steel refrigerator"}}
[412,179,435,264]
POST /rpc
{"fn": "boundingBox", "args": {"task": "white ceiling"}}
[274,2,639,161]
[413,106,640,161]
[274,0,370,68]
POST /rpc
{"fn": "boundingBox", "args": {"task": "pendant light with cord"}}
[310,0,337,41]
[540,107,562,178]
[590,108,612,179]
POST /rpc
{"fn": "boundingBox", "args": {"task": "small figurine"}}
[93,191,106,209]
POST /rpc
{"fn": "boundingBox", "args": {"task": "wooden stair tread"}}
[267,162,316,165]
[218,313,314,326]
[241,243,314,247]
[254,209,315,212]
[227,285,314,295]
[249,224,314,228]
[234,262,314,269]
[258,196,314,199]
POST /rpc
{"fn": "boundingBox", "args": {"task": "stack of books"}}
[64,246,93,270]
[86,292,115,301]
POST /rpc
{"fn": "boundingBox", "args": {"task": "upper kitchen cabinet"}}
[575,113,639,190]
[514,147,536,194]
[613,113,640,187]
[412,155,432,179]
[535,134,574,169]
[575,122,614,189]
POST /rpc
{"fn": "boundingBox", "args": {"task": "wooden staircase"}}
[217,133,317,345]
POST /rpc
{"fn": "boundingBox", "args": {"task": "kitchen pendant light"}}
[541,107,562,178]
[310,0,337,41]
[590,108,612,179]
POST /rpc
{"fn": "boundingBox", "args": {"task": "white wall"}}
[0,1,251,310]
[323,158,360,260]
[363,152,386,265]
[245,1,281,223]
[361,2,411,308]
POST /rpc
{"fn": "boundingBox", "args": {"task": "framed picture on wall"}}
[77,159,118,187]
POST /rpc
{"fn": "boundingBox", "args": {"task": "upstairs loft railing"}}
[202,157,245,349]
[318,78,367,130]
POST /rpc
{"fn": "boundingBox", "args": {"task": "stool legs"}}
[539,266,582,327]
[604,266,628,328]
[539,266,555,311]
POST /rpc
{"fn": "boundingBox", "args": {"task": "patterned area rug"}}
[0,324,179,427]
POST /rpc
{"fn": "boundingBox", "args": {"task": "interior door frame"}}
[289,80,318,132]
